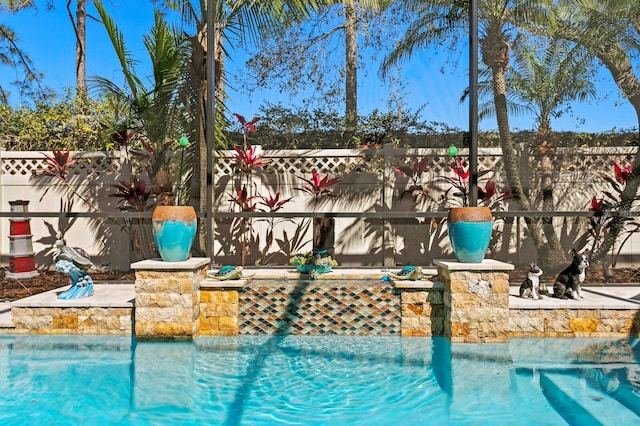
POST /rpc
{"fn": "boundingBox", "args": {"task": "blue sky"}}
[2,2,638,134]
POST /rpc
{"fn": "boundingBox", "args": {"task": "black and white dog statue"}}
[553,249,589,300]
[519,263,544,300]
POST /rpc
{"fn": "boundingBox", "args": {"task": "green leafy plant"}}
[289,251,338,267]
[289,249,339,279]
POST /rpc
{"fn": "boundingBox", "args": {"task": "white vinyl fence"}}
[1,144,638,271]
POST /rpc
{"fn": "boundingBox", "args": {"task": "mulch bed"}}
[0,269,134,302]
[1,266,639,303]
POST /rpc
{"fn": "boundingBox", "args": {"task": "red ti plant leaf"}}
[110,127,138,148]
[295,170,341,200]
[395,158,434,201]
[613,160,632,184]
[38,150,80,183]
[478,179,496,201]
[452,157,470,180]
[108,176,152,212]
[233,113,261,133]
[394,157,431,185]
[229,186,257,212]
[258,192,292,213]
[232,146,270,175]
[591,196,605,213]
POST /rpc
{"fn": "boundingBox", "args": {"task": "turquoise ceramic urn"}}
[447,206,493,263]
[151,206,197,262]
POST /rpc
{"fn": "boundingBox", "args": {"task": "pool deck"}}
[509,285,640,309]
[0,283,135,328]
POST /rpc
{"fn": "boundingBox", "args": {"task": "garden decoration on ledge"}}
[53,240,94,300]
[290,250,338,280]
[441,145,508,263]
[207,265,255,280]
[151,136,197,262]
[381,265,426,282]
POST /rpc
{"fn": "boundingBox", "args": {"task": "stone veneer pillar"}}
[132,257,209,340]
[435,259,514,343]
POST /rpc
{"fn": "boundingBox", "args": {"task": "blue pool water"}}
[0,336,639,425]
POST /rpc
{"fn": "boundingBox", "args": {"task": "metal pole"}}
[469,0,479,206]
[206,0,215,262]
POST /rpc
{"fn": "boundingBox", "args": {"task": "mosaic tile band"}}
[239,284,400,335]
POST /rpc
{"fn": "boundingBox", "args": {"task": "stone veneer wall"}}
[133,258,208,340]
[510,308,640,337]
[400,287,445,336]
[437,260,513,343]
[11,307,133,335]
[199,289,239,336]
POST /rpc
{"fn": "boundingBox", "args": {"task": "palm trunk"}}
[313,217,335,257]
[483,24,565,267]
[345,0,357,129]
[74,0,86,95]
[188,31,208,255]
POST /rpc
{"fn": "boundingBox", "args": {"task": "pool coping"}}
[200,267,440,289]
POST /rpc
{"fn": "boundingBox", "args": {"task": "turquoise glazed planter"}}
[447,207,493,263]
[152,206,197,262]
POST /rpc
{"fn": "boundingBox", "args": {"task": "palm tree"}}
[470,36,596,135]
[548,0,640,265]
[239,0,389,130]
[381,0,567,267]
[92,0,190,206]
[340,0,392,127]
[463,34,596,268]
[508,36,596,268]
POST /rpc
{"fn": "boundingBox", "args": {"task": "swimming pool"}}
[0,336,638,425]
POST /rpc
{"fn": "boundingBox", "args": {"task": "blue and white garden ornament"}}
[207,265,255,280]
[53,240,94,299]
[381,265,425,282]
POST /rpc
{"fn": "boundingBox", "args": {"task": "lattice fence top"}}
[1,145,637,185]
[213,146,505,177]
[0,151,122,178]
[545,147,637,175]
[1,156,42,177]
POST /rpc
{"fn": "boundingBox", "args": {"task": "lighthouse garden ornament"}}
[151,136,197,262]
[442,145,508,263]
